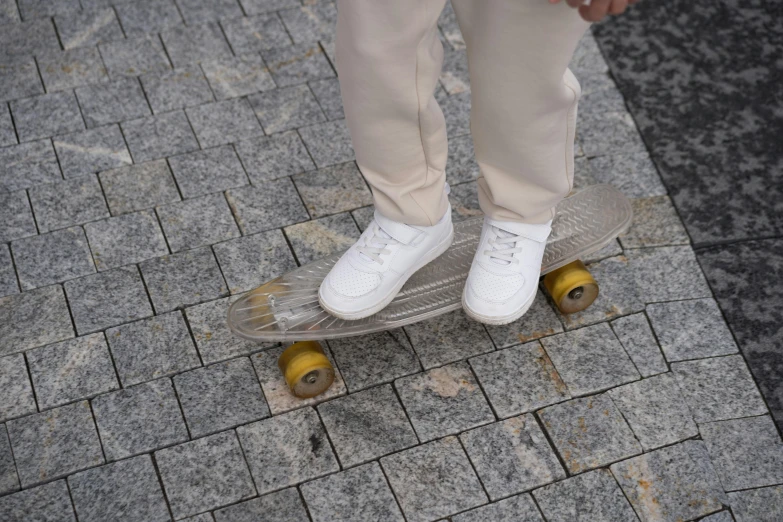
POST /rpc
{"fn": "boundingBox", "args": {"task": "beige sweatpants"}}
[336,0,590,226]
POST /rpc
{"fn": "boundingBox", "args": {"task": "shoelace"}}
[356,223,399,264]
[484,226,523,265]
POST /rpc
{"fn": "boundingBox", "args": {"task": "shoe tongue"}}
[357,223,392,263]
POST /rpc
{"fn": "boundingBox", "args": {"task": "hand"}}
[549,0,640,23]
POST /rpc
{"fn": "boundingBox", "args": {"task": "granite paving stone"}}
[700,415,783,491]
[461,414,565,500]
[0,58,43,104]
[318,384,418,468]
[0,244,18,297]
[169,145,249,199]
[156,192,240,252]
[121,110,200,163]
[248,84,325,134]
[92,378,188,461]
[279,3,336,45]
[28,333,119,410]
[532,468,638,522]
[99,36,172,78]
[0,139,62,192]
[321,39,336,67]
[11,91,85,143]
[540,323,640,396]
[620,196,690,249]
[438,1,464,50]
[12,226,95,290]
[0,0,17,23]
[180,514,216,522]
[440,47,470,95]
[452,494,544,522]
[381,437,488,522]
[140,65,215,113]
[626,246,712,303]
[17,0,80,20]
[449,181,482,222]
[583,238,624,264]
[569,33,609,76]
[68,455,170,522]
[483,291,564,348]
[84,210,169,271]
[672,355,767,423]
[607,372,697,451]
[114,0,183,37]
[176,0,244,24]
[284,212,361,264]
[729,486,783,522]
[0,102,16,147]
[587,151,667,198]
[239,0,300,15]
[37,47,109,92]
[99,159,181,216]
[139,247,228,312]
[297,120,354,168]
[293,161,370,217]
[7,400,103,487]
[29,174,110,233]
[53,125,132,178]
[610,313,668,377]
[221,13,292,54]
[469,341,570,419]
[647,298,739,362]
[309,77,343,120]
[437,90,471,137]
[445,134,479,185]
[75,77,152,128]
[350,205,374,231]
[214,487,309,522]
[579,110,647,158]
[226,178,308,234]
[236,407,339,494]
[235,131,315,182]
[261,43,335,87]
[611,441,727,522]
[0,354,36,423]
[174,358,269,438]
[212,229,297,294]
[404,310,494,369]
[0,18,59,59]
[0,284,73,355]
[539,394,642,474]
[187,98,264,148]
[202,54,275,100]
[0,480,76,522]
[54,9,124,50]
[0,424,19,494]
[161,22,233,67]
[63,266,153,335]
[301,462,405,522]
[155,431,256,519]
[701,512,735,522]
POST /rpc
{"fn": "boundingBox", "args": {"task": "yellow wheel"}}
[278,341,335,398]
[543,260,599,314]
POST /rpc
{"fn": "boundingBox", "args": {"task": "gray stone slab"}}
[169,145,249,199]
[297,120,355,169]
[611,441,727,522]
[202,53,275,100]
[68,454,170,522]
[161,22,233,67]
[437,90,471,137]
[28,333,119,410]
[404,310,494,369]
[11,91,84,142]
[647,298,739,362]
[17,0,79,20]
[226,178,308,234]
[279,2,336,45]
[450,181,482,222]
[610,313,668,377]
[261,43,335,87]
[350,205,374,231]
[309,77,343,120]
[188,97,264,148]
[92,378,188,461]
[469,341,570,419]
[438,1,464,50]
[84,210,169,271]
[100,159,181,216]
[63,265,153,335]
[99,35,172,78]
[239,0,299,15]
[176,0,243,24]
[729,486,783,522]
[106,310,200,386]
[588,151,667,199]
[620,196,690,249]
[0,354,36,423]
[701,512,735,522]
[248,84,325,134]
[0,244,18,297]
[0,0,17,23]
[301,462,405,522]
[608,372,697,451]
[156,192,240,252]
[29,174,109,233]
[0,102,16,147]
[0,284,73,355]
[114,0,182,37]
[583,238,624,264]
[672,355,767,423]
[0,190,39,245]
[0,57,43,104]
[579,110,647,158]
[236,406,339,494]
[213,229,298,294]
[0,480,76,522]
[445,134,478,185]
[293,161,370,217]
[0,424,19,494]
[140,65,214,114]
[700,415,783,491]
[215,487,309,522]
[381,437,488,522]
[12,226,95,290]
[626,246,713,303]
[181,513,216,522]
[54,8,123,50]
[539,394,642,474]
[235,131,315,183]
[484,291,565,348]
[37,47,109,92]
[440,46,470,95]
[318,384,418,468]
[53,125,132,178]
[175,357,269,438]
[7,400,103,487]
[532,468,637,522]
[155,430,256,519]
[139,247,228,313]
[0,18,59,59]
[0,139,61,192]
[461,414,565,500]
[570,32,609,76]
[75,77,152,128]
[284,212,361,264]
[452,494,544,522]
[121,110,200,163]
[221,13,292,54]
[540,323,640,396]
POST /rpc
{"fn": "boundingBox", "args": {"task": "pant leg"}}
[335,0,449,226]
[452,0,590,224]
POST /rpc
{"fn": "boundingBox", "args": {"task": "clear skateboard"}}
[228,184,632,398]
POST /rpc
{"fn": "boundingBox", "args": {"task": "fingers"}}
[578,0,612,22]
[609,0,628,14]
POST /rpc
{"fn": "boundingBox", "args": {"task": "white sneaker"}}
[462,217,552,325]
[319,207,454,320]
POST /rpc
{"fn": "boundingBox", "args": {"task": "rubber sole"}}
[462,286,538,326]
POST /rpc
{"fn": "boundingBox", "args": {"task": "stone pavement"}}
[0,1,780,521]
